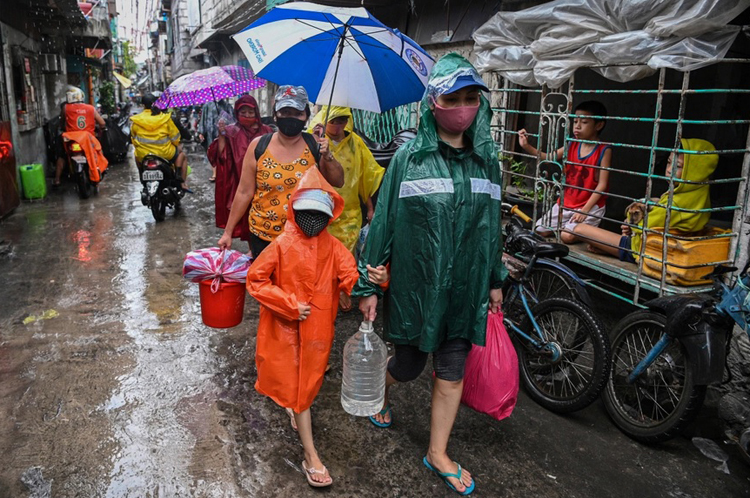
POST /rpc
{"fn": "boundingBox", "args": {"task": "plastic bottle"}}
[341,321,387,416]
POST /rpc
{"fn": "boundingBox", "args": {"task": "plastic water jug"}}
[341,321,387,416]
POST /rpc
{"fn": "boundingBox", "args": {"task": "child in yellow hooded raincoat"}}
[308,106,385,252]
[574,138,719,262]
[308,106,384,310]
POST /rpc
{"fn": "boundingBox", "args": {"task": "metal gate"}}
[491,60,750,306]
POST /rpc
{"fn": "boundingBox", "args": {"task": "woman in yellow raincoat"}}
[308,106,384,309]
[246,166,359,487]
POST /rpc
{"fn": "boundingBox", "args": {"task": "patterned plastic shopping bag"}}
[183,247,252,292]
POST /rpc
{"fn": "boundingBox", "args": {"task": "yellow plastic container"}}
[642,227,731,286]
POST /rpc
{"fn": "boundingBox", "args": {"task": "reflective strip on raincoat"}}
[308,106,384,252]
[353,53,507,352]
[130,109,181,163]
[246,167,359,413]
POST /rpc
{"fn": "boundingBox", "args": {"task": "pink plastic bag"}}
[461,311,519,420]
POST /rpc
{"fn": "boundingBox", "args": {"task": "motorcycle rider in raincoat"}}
[355,53,507,496]
[308,105,384,310]
[130,94,190,190]
[246,167,358,488]
[54,86,109,186]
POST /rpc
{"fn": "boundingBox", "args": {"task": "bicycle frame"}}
[626,272,750,386]
[504,258,561,361]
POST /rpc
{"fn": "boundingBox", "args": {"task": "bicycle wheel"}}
[503,266,581,324]
[517,298,610,413]
[603,311,705,444]
[528,265,582,302]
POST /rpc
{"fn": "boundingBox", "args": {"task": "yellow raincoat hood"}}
[130,109,181,163]
[633,138,719,252]
[309,105,354,134]
[308,106,384,252]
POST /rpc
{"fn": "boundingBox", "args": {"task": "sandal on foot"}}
[301,460,332,488]
[286,408,298,431]
[423,457,475,496]
[368,404,392,428]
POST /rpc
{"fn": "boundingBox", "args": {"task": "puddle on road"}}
[102,166,237,497]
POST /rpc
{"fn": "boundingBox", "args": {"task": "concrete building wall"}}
[170,0,202,78]
[0,22,51,169]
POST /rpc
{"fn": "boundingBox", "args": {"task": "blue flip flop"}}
[422,456,475,496]
[368,404,392,428]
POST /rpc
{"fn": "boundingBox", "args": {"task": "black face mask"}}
[276,116,306,137]
[295,209,330,237]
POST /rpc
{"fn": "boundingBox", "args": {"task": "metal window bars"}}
[352,104,419,144]
[491,60,750,306]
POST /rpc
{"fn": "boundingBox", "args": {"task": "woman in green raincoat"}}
[308,106,384,310]
[355,53,507,496]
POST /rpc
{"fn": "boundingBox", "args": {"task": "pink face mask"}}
[432,102,479,134]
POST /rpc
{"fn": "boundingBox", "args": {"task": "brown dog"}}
[625,198,660,225]
[625,201,647,225]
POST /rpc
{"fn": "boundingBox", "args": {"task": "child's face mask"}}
[295,209,330,237]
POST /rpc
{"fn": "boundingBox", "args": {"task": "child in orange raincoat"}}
[246,167,358,488]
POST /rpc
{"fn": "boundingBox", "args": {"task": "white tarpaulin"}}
[473,0,749,88]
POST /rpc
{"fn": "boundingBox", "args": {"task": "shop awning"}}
[113,72,132,88]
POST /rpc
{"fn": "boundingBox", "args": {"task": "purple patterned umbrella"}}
[154,65,266,109]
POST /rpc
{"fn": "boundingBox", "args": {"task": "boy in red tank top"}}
[518,101,612,244]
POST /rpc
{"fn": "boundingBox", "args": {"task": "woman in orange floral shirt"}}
[218,85,344,256]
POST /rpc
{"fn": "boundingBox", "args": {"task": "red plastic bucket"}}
[199,280,246,328]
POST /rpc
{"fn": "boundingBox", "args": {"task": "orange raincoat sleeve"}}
[335,243,359,295]
[246,243,300,322]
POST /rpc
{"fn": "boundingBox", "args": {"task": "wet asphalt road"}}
[0,146,748,498]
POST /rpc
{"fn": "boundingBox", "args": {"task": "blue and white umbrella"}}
[232,2,434,113]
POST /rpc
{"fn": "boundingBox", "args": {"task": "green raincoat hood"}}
[353,53,506,352]
[632,138,719,252]
[410,53,496,167]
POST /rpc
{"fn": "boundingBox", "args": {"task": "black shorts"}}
[55,135,65,158]
[249,233,271,259]
[387,338,472,383]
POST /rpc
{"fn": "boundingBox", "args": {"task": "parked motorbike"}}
[603,262,750,444]
[139,154,185,222]
[63,136,97,199]
[100,115,131,164]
